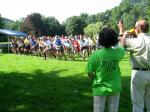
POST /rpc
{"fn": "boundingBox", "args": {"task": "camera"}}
[119,28,137,38]
[127,28,137,38]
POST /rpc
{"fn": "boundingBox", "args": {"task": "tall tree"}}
[84,22,103,39]
[79,13,89,25]
[43,16,65,36]
[65,16,87,36]
[20,13,45,36]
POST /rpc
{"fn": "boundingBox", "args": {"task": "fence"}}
[0,42,11,53]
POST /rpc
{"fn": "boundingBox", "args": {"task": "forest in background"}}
[0,0,150,37]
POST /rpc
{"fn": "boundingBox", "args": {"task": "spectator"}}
[86,27,125,112]
[119,19,150,112]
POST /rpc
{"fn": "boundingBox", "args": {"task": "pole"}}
[8,36,9,53]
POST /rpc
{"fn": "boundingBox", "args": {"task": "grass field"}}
[0,54,132,112]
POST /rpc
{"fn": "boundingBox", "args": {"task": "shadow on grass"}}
[0,69,92,112]
[120,76,147,112]
[120,76,132,112]
[0,70,133,112]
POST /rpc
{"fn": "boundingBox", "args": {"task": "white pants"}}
[93,93,120,112]
[131,70,150,112]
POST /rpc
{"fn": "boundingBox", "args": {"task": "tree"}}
[0,14,4,28]
[43,16,66,36]
[84,22,103,39]
[79,13,89,25]
[86,14,98,24]
[84,24,95,38]
[65,16,86,35]
[20,13,45,36]
[7,19,24,30]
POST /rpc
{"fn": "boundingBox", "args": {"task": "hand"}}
[119,31,128,47]
[118,20,124,35]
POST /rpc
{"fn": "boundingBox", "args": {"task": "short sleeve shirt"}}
[125,33,150,68]
[86,47,125,96]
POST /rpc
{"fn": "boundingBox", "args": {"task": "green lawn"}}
[0,54,132,112]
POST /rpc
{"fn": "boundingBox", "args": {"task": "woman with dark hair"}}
[86,27,125,112]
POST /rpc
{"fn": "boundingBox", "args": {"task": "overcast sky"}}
[0,0,122,23]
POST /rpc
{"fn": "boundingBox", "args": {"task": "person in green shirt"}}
[86,27,125,112]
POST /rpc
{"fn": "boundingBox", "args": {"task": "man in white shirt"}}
[119,19,150,112]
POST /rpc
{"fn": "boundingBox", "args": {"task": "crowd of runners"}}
[10,35,97,60]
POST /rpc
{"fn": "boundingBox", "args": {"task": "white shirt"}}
[83,38,89,46]
[125,33,150,68]
[44,40,51,48]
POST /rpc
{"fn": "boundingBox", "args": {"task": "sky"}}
[0,0,122,23]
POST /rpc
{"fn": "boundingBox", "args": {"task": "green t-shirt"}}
[86,47,125,96]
